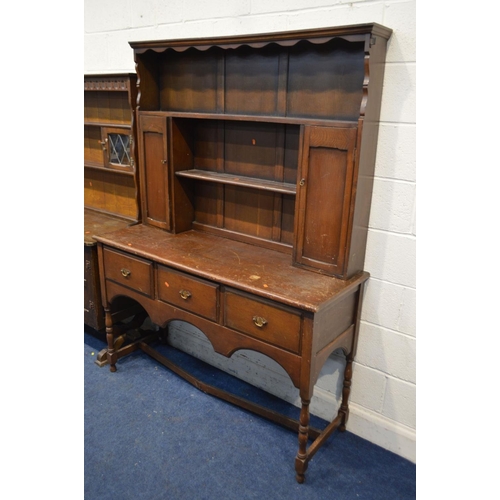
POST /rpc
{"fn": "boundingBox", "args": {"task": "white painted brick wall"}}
[84,0,416,462]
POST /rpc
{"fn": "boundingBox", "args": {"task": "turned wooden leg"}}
[105,307,117,372]
[339,354,354,432]
[294,399,310,483]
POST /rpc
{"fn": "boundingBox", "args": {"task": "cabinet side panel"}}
[280,195,295,246]
[346,38,389,277]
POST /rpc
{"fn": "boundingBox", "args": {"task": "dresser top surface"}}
[84,208,136,246]
[94,224,368,312]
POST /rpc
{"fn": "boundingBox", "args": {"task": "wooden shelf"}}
[175,169,297,195]
[84,121,131,128]
[140,110,358,128]
[85,162,135,175]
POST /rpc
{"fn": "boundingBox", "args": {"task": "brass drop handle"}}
[179,290,192,300]
[121,268,131,278]
[253,316,268,328]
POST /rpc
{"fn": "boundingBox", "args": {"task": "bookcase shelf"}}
[84,121,131,128]
[175,169,297,195]
[84,162,136,176]
[139,110,358,128]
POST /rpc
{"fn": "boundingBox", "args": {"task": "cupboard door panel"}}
[294,126,357,277]
[139,114,171,230]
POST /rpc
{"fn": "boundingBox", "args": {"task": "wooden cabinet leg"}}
[294,398,310,483]
[105,307,117,372]
[339,354,353,432]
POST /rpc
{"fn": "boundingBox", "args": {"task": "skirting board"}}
[167,321,416,463]
[347,402,416,463]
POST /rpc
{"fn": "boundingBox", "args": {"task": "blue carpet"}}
[84,330,415,499]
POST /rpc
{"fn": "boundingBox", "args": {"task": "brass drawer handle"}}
[253,316,267,328]
[179,290,192,300]
[121,268,131,278]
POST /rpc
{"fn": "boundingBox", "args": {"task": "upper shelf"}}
[133,31,375,121]
[140,111,358,128]
[84,121,131,128]
[175,169,297,195]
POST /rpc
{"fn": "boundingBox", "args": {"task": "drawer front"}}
[103,247,153,297]
[158,266,219,321]
[224,290,301,353]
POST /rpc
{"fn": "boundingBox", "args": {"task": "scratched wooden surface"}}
[93,223,368,312]
[84,208,136,246]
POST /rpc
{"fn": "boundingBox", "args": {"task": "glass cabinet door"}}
[101,126,134,172]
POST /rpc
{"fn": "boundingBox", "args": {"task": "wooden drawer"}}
[224,290,301,353]
[103,247,153,297]
[158,266,219,321]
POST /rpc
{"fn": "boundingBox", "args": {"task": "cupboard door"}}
[101,126,133,172]
[138,114,171,230]
[294,126,357,278]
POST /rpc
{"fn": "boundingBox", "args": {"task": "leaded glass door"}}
[101,126,134,172]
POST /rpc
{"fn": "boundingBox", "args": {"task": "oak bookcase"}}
[84,73,140,330]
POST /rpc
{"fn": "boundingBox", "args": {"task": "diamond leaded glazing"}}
[109,133,131,166]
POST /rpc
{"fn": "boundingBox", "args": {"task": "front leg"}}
[339,353,353,432]
[105,307,117,372]
[294,398,310,483]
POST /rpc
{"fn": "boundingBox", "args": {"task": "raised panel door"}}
[138,114,171,230]
[293,125,357,277]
